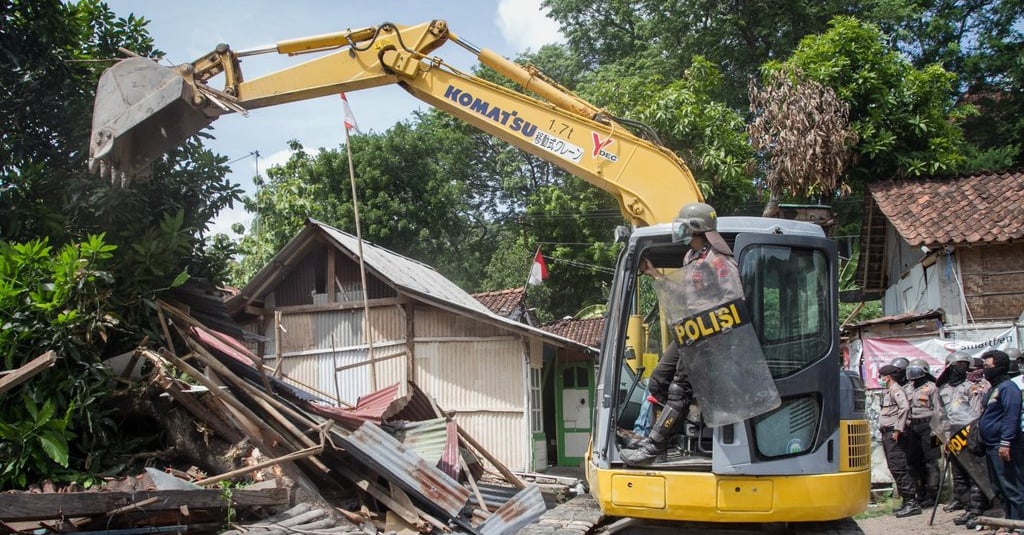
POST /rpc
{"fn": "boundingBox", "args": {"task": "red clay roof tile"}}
[541,317,604,348]
[472,287,525,317]
[868,170,1024,247]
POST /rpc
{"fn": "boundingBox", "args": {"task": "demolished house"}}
[226,219,598,473]
[1,220,605,534]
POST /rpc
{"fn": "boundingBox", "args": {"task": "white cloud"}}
[495,0,564,53]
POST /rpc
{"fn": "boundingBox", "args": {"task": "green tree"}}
[776,17,969,188]
[236,113,495,290]
[863,0,1023,167]
[577,56,755,212]
[0,0,242,486]
[544,0,855,107]
[0,235,131,488]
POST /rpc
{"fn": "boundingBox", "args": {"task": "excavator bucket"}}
[89,57,217,185]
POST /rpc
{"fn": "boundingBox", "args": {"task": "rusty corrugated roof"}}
[868,170,1024,247]
[477,484,546,535]
[301,383,403,430]
[339,422,472,523]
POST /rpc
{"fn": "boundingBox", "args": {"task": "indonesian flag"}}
[528,248,548,286]
[340,93,360,133]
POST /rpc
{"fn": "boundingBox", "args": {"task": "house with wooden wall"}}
[851,169,1024,343]
[226,219,597,473]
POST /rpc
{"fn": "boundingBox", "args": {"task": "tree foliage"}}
[776,17,969,187]
[0,235,136,488]
[543,0,853,106]
[0,0,241,487]
[235,113,496,290]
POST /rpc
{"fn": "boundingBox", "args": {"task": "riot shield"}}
[943,423,995,500]
[663,296,781,427]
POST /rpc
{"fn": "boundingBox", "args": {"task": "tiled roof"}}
[868,170,1024,247]
[472,287,525,317]
[541,317,604,349]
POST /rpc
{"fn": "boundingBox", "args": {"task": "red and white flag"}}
[527,248,548,286]
[340,93,360,134]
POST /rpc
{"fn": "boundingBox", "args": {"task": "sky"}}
[102,1,564,235]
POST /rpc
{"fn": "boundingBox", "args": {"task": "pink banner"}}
[857,326,1018,389]
[860,338,945,389]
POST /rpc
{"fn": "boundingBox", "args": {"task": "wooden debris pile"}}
[0,300,549,534]
[1,471,292,534]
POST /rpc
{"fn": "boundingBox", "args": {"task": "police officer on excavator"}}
[621,202,741,465]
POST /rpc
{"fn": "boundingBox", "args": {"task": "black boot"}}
[620,437,667,465]
[894,500,922,518]
[943,500,965,512]
[953,512,976,526]
[620,404,683,466]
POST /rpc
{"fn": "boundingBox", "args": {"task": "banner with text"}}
[859,326,1018,389]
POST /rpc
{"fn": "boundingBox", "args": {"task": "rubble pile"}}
[0,300,559,535]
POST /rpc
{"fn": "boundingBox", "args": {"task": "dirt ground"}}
[857,503,1000,535]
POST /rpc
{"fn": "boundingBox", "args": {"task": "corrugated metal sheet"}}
[316,222,494,316]
[312,309,363,349]
[340,422,471,520]
[188,326,321,403]
[476,484,546,535]
[415,307,505,338]
[451,412,528,474]
[270,342,408,406]
[470,482,521,511]
[391,418,450,470]
[414,340,525,411]
[303,383,402,430]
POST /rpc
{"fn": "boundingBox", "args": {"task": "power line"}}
[227,150,260,166]
[543,255,616,275]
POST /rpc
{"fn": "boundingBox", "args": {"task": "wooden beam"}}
[194,445,324,487]
[0,488,289,521]
[0,351,57,395]
[251,295,403,315]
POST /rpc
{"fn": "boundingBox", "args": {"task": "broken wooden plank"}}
[193,444,324,487]
[330,461,433,532]
[0,488,289,522]
[458,424,526,490]
[0,351,57,395]
[146,351,245,444]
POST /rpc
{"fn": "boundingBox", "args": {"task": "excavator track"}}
[520,493,865,535]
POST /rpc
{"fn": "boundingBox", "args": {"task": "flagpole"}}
[343,99,377,391]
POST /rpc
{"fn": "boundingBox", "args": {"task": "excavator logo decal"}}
[534,131,583,163]
[444,85,537,137]
[592,133,618,162]
[443,84,582,163]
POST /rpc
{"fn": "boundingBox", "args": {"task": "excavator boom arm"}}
[89,19,702,225]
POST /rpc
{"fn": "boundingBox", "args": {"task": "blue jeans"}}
[985,443,1024,521]
[633,385,653,436]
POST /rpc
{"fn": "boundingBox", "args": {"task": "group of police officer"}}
[877,348,1024,526]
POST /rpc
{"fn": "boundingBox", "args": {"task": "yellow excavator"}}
[89,20,871,531]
